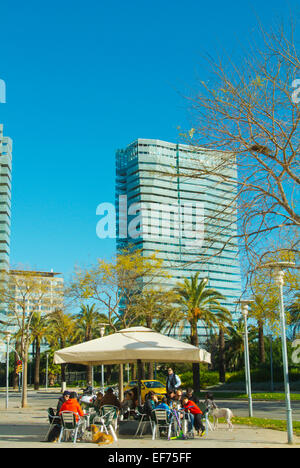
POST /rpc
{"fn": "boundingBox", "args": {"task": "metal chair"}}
[58,411,83,444]
[94,405,118,442]
[134,406,153,438]
[151,409,173,440]
[44,408,61,441]
[180,410,195,438]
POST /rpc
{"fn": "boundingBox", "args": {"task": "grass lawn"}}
[229,416,300,438]
[199,392,300,401]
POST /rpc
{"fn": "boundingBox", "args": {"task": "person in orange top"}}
[182,396,205,436]
[59,392,84,422]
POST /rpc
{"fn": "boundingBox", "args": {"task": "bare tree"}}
[180,23,299,275]
[1,270,62,407]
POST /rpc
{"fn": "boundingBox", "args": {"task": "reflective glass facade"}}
[0,124,12,274]
[116,139,242,339]
[0,124,12,323]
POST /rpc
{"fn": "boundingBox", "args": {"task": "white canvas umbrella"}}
[54,326,211,366]
[54,326,211,403]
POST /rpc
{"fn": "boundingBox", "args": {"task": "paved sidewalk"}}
[0,403,299,448]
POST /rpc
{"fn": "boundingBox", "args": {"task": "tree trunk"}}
[86,365,93,385]
[21,348,29,408]
[106,365,112,383]
[34,339,40,390]
[258,319,265,364]
[118,364,124,402]
[13,353,18,390]
[137,360,143,405]
[190,321,200,392]
[218,327,226,383]
[141,363,145,380]
[61,363,66,384]
[131,363,136,380]
[148,362,154,380]
[145,317,154,379]
[192,363,200,392]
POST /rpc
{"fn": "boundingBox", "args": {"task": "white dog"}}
[210,406,234,431]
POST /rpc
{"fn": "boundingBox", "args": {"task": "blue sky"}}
[0,0,298,284]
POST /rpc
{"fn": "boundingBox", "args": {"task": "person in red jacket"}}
[182,396,205,436]
[59,392,84,422]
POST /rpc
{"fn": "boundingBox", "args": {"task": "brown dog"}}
[90,424,114,446]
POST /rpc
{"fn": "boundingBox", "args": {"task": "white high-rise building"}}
[0,124,12,275]
[0,124,12,325]
[116,139,242,339]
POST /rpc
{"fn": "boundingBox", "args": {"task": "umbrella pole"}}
[137,359,143,406]
[118,364,124,401]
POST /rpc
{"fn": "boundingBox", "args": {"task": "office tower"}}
[9,269,64,316]
[0,124,12,325]
[116,139,242,339]
[7,269,64,358]
[0,124,12,275]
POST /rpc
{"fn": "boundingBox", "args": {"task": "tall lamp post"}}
[45,353,49,392]
[258,261,297,445]
[268,333,274,393]
[239,300,254,417]
[4,331,11,409]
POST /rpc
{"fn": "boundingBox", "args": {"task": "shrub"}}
[226,366,300,384]
[180,370,220,389]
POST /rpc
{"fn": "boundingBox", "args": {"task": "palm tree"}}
[30,311,52,390]
[174,273,232,391]
[75,304,109,383]
[129,288,181,330]
[128,288,181,379]
[47,309,77,384]
[249,294,279,364]
[226,319,256,371]
[287,293,300,339]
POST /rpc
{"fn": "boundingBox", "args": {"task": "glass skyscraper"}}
[116,138,242,339]
[0,124,12,323]
[0,124,12,273]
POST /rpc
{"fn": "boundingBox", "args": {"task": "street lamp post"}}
[4,332,11,409]
[259,261,297,445]
[240,300,253,417]
[268,333,274,393]
[45,353,49,392]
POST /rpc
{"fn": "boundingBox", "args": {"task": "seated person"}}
[154,397,172,419]
[130,387,139,409]
[56,390,71,415]
[174,388,183,406]
[167,391,176,406]
[142,391,158,416]
[59,391,84,422]
[121,388,138,419]
[92,392,103,410]
[99,387,121,409]
[89,392,104,424]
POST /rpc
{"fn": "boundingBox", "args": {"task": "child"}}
[155,397,172,418]
[182,396,205,436]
